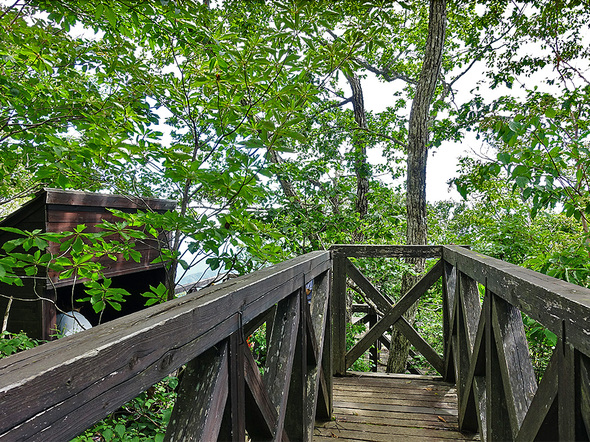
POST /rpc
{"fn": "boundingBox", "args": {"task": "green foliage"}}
[0,330,40,358]
[72,376,178,442]
[346,320,375,372]
[0,222,152,318]
[522,314,556,380]
[247,322,268,372]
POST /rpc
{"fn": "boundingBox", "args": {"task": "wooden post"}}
[558,322,576,441]
[218,332,246,441]
[442,261,455,382]
[369,311,378,372]
[331,250,347,375]
[285,287,307,440]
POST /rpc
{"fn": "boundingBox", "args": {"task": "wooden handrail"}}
[0,251,332,441]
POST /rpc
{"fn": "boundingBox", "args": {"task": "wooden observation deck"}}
[1,245,589,441]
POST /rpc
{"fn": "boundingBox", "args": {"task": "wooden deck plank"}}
[314,373,479,441]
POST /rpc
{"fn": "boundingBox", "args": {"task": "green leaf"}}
[497,152,511,164]
[0,227,25,235]
[114,424,126,438]
[104,6,117,28]
[95,3,104,21]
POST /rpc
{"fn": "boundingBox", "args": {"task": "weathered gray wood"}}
[330,244,442,258]
[443,245,590,356]
[346,260,394,312]
[227,332,246,441]
[315,367,331,421]
[491,294,537,436]
[393,318,445,375]
[0,251,330,440]
[331,253,347,375]
[369,312,379,372]
[458,295,487,434]
[580,353,590,440]
[243,343,276,440]
[315,373,478,441]
[459,272,481,355]
[515,348,559,442]
[442,262,456,386]
[456,285,472,410]
[164,342,228,442]
[443,283,458,384]
[304,270,331,437]
[485,291,513,441]
[473,377,487,441]
[345,260,443,370]
[558,336,576,441]
[443,262,456,340]
[305,300,318,367]
[285,289,307,441]
[263,293,300,439]
[351,303,372,313]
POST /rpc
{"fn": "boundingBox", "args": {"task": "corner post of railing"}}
[330,246,347,376]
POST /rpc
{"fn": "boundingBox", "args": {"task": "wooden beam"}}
[458,295,486,433]
[515,348,559,441]
[330,244,442,258]
[491,294,537,436]
[345,260,443,369]
[485,291,513,441]
[228,332,246,441]
[285,289,307,441]
[243,344,276,440]
[558,335,576,441]
[304,270,332,437]
[579,354,590,439]
[393,318,444,375]
[263,294,300,438]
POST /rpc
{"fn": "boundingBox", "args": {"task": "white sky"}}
[360,74,473,203]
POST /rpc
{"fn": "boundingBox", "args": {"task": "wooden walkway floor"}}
[314,372,479,442]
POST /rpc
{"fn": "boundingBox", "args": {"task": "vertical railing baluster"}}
[369,311,378,372]
[558,325,577,441]
[285,287,307,441]
[331,250,347,376]
[442,260,457,383]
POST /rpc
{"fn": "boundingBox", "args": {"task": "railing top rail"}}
[330,244,442,258]
[443,245,590,357]
[0,250,331,437]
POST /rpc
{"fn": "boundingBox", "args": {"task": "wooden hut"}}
[0,189,176,340]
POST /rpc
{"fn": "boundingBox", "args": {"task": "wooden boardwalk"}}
[314,372,479,441]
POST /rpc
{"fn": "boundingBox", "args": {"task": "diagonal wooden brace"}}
[345,259,443,369]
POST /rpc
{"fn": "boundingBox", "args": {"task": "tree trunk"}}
[387,0,447,373]
[345,73,370,236]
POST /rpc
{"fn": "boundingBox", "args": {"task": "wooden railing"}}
[331,244,590,441]
[0,251,332,441]
[2,244,589,441]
